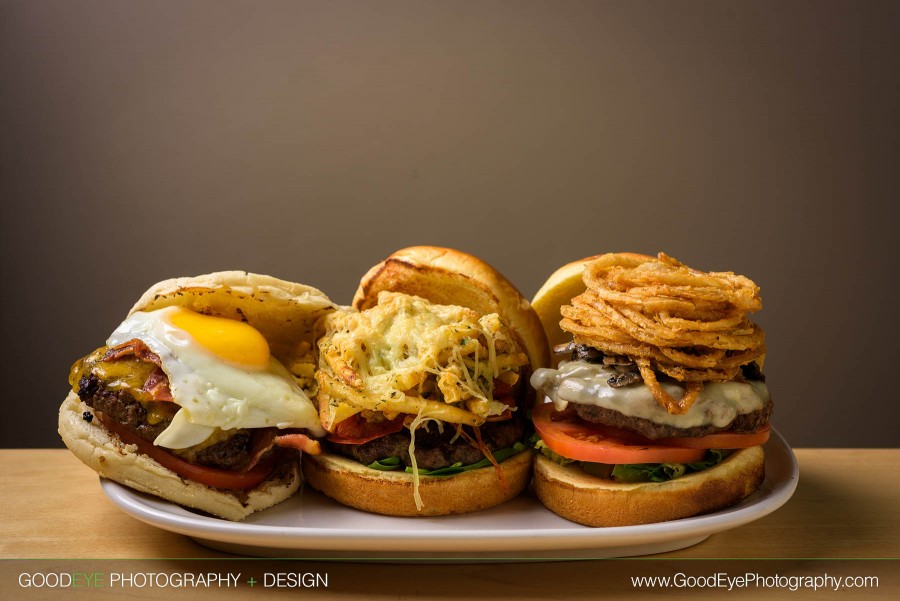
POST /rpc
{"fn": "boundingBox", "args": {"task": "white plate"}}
[101,428,798,560]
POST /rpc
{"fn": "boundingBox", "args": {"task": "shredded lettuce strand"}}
[365,441,526,477]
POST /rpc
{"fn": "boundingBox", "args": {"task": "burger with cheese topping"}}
[58,272,336,520]
[301,247,550,516]
[529,253,771,526]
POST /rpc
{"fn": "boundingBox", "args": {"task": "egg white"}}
[107,306,325,449]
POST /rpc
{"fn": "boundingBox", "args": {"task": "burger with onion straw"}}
[529,253,771,526]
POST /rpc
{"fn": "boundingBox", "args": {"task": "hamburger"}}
[301,247,550,516]
[58,272,337,520]
[529,253,771,526]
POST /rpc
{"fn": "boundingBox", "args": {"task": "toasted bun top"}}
[353,246,550,372]
[532,253,652,363]
[130,271,338,364]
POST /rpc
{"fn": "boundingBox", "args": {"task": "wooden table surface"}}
[2,449,897,599]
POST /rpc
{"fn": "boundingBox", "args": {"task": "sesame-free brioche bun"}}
[302,449,533,517]
[59,393,300,521]
[532,253,651,364]
[353,246,550,372]
[305,248,544,517]
[59,272,338,521]
[531,253,768,527]
[130,270,338,365]
[533,446,765,527]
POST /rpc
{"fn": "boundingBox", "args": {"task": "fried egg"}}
[107,306,325,449]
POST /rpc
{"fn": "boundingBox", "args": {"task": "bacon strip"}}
[142,367,173,402]
[101,339,173,402]
[238,431,322,473]
[102,339,163,366]
[240,429,279,472]
[274,433,322,455]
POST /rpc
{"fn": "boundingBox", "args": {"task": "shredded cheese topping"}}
[315,292,528,432]
[406,406,444,511]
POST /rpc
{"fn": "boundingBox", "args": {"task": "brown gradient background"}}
[1,0,896,448]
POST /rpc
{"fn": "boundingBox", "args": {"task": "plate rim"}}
[100,428,798,554]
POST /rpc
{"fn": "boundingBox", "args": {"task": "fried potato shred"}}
[315,292,528,432]
[560,253,766,414]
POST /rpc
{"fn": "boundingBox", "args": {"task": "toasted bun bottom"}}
[58,392,299,521]
[301,449,533,517]
[533,446,765,527]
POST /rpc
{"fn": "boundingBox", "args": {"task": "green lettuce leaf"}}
[610,449,729,483]
[534,439,575,466]
[365,442,528,477]
[366,456,402,471]
[407,442,527,477]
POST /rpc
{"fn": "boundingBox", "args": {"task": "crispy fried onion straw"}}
[560,253,766,414]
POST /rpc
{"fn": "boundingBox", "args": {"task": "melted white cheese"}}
[530,360,768,428]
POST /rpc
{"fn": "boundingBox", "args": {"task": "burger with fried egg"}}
[58,272,337,520]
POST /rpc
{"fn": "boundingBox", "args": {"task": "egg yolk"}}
[167,307,270,368]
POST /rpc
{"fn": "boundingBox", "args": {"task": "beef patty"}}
[77,374,261,470]
[573,398,774,440]
[328,414,527,470]
[560,344,771,439]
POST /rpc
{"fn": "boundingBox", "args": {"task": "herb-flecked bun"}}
[305,247,549,516]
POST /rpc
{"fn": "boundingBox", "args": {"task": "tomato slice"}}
[532,403,707,464]
[656,424,771,449]
[97,412,275,490]
[328,414,405,445]
[485,395,517,422]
